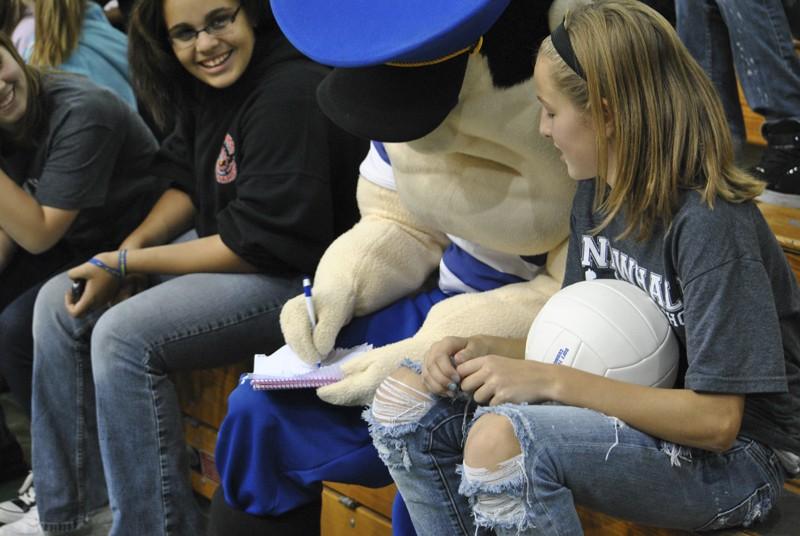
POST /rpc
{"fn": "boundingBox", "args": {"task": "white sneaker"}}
[0,472,36,525]
[0,508,42,535]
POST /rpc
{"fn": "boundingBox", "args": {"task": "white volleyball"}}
[525,279,679,388]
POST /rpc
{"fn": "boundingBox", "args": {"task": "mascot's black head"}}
[271,0,555,142]
[480,0,554,88]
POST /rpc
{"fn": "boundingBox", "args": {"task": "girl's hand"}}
[422,335,497,396]
[65,251,121,317]
[457,355,557,406]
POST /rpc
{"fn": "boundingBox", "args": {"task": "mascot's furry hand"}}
[280,289,354,365]
[318,336,431,406]
[280,178,448,365]
[317,273,562,406]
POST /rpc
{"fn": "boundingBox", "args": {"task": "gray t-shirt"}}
[564,179,800,455]
[1,74,160,253]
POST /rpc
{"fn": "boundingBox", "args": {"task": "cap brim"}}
[317,54,469,143]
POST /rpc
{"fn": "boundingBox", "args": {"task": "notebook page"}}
[250,343,373,380]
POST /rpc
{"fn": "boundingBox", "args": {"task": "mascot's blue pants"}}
[215,289,449,536]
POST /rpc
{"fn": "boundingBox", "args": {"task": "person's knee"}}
[370,366,435,427]
[464,414,521,470]
[461,414,530,531]
[31,274,71,339]
[368,366,437,472]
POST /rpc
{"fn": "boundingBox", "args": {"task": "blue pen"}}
[303,277,316,329]
[302,277,321,368]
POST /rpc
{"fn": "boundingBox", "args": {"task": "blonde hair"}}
[29,0,86,68]
[539,0,764,240]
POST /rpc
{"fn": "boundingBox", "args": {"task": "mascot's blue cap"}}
[270,0,512,142]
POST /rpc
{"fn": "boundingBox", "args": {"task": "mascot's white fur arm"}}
[282,0,586,406]
[280,174,450,364]
[318,245,567,405]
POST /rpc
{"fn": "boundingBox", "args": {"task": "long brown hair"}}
[0,32,44,147]
[539,0,764,240]
[28,0,87,68]
[128,0,276,133]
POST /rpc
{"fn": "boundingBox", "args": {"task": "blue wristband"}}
[89,257,122,278]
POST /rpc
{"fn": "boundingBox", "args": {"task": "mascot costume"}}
[209,1,585,534]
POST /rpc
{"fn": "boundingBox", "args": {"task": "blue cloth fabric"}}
[270,0,510,66]
[441,243,527,292]
[25,3,136,109]
[391,493,416,536]
[675,0,800,147]
[373,391,787,535]
[215,289,448,517]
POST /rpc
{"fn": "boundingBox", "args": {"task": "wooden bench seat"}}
[320,479,800,536]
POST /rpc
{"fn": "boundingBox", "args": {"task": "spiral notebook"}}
[244,343,373,390]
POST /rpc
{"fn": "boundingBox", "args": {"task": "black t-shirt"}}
[564,179,800,455]
[150,33,366,274]
[0,74,162,254]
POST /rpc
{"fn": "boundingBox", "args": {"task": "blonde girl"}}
[367,2,800,534]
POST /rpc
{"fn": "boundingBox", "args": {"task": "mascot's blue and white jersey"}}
[361,142,547,295]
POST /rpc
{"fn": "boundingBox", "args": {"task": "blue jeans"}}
[675,0,800,147]
[370,391,787,535]
[0,242,85,464]
[31,269,301,535]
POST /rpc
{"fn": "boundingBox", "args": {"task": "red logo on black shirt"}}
[216,134,237,184]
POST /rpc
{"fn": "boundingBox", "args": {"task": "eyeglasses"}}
[168,5,242,49]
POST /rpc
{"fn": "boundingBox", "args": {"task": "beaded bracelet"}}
[88,257,122,278]
[118,249,128,279]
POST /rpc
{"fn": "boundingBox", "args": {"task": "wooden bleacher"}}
[320,479,800,535]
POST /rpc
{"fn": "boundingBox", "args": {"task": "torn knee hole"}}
[371,375,435,427]
[462,454,532,531]
[464,414,521,470]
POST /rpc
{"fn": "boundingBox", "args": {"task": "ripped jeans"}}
[367,367,786,535]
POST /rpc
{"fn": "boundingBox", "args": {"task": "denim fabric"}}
[0,243,84,459]
[372,394,787,536]
[0,405,16,452]
[0,283,45,418]
[31,269,301,536]
[675,0,800,147]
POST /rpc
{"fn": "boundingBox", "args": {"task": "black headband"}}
[551,20,585,80]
